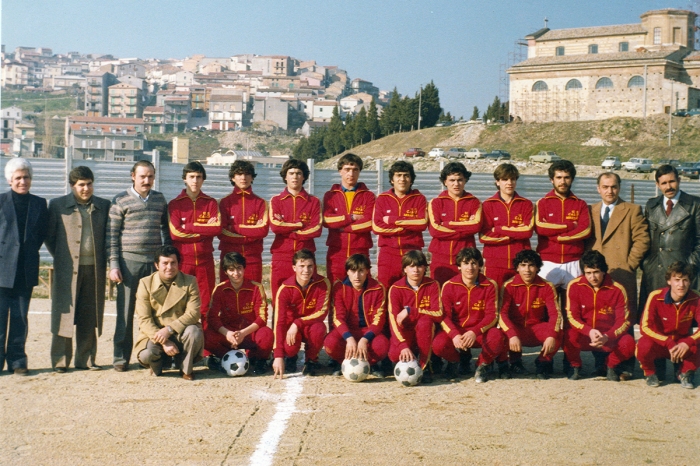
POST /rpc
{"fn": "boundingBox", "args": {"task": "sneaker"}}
[646,374,660,387]
[302,359,319,376]
[510,360,526,376]
[332,367,342,377]
[370,364,385,379]
[606,367,619,382]
[535,360,550,380]
[497,361,511,379]
[285,355,298,373]
[328,359,340,373]
[444,362,459,380]
[568,367,581,381]
[679,371,695,390]
[458,350,472,375]
[252,359,268,375]
[474,363,488,383]
[420,369,433,384]
[207,356,221,371]
[619,371,633,382]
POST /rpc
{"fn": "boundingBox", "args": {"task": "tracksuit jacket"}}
[332,276,387,341]
[168,190,221,265]
[218,187,269,258]
[479,192,533,270]
[388,276,443,351]
[269,187,322,257]
[640,287,700,349]
[322,183,375,255]
[499,275,562,339]
[440,273,499,338]
[535,190,591,263]
[207,279,268,331]
[428,190,482,265]
[372,188,427,254]
[566,274,630,340]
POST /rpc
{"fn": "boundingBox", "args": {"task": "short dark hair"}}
[401,250,428,269]
[548,159,576,180]
[579,250,608,274]
[597,172,621,186]
[131,160,155,175]
[388,161,416,186]
[337,153,363,171]
[345,253,370,271]
[455,247,483,267]
[182,161,206,180]
[280,159,309,183]
[513,249,542,270]
[439,162,471,185]
[293,248,316,265]
[222,252,246,270]
[229,160,257,186]
[154,245,181,265]
[493,163,520,182]
[665,261,695,282]
[69,166,94,186]
[655,164,679,182]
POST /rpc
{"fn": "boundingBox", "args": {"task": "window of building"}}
[654,27,661,45]
[588,44,598,54]
[134,141,141,150]
[619,42,629,52]
[595,77,613,89]
[532,81,548,92]
[673,27,681,44]
[121,142,126,149]
[627,76,644,88]
[555,46,565,56]
[565,79,582,90]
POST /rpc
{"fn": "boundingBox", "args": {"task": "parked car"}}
[403,147,425,157]
[529,151,562,163]
[484,150,511,161]
[621,157,653,173]
[428,148,445,157]
[673,109,689,117]
[601,156,621,169]
[464,148,487,159]
[435,121,452,127]
[654,158,682,169]
[446,147,466,158]
[679,162,700,179]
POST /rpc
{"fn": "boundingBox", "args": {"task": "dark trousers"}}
[113,258,154,366]
[0,286,33,371]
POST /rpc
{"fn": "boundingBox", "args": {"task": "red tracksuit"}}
[269,188,322,299]
[322,183,375,284]
[433,273,506,365]
[535,190,591,264]
[273,273,330,361]
[428,190,482,285]
[218,187,269,283]
[479,192,533,285]
[637,288,700,376]
[564,274,634,369]
[387,276,442,368]
[372,189,427,288]
[323,276,389,365]
[204,279,273,360]
[499,275,562,362]
[168,189,221,325]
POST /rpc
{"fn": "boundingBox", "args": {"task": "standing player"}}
[480,163,533,285]
[218,160,269,283]
[428,162,482,285]
[373,161,427,288]
[387,250,443,383]
[499,250,562,379]
[322,153,375,285]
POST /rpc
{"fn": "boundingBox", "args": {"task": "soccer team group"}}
[2,152,699,388]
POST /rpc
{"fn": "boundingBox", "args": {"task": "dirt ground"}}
[2,299,699,465]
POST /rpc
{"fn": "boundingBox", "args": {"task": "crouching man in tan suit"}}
[134,245,203,380]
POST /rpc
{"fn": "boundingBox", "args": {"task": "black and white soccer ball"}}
[341,358,370,382]
[221,350,249,376]
[394,360,423,386]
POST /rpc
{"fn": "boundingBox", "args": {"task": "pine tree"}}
[366,99,380,140]
[470,106,479,121]
[342,113,355,149]
[399,96,418,132]
[354,107,369,145]
[380,87,400,136]
[419,81,441,128]
[324,106,345,155]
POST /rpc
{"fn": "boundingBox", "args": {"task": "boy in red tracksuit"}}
[168,161,221,326]
[387,250,442,384]
[323,254,389,376]
[272,249,330,378]
[637,261,700,389]
[564,251,635,381]
[479,163,533,285]
[269,160,322,300]
[499,249,562,379]
[373,161,427,288]
[218,160,269,283]
[322,153,375,284]
[205,252,273,375]
[428,163,482,285]
[434,247,507,382]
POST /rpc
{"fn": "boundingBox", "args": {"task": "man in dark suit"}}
[0,158,48,375]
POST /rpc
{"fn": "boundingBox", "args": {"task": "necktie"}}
[601,206,610,236]
[666,199,673,217]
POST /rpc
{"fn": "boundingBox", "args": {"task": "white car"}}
[601,156,621,169]
[428,148,445,158]
[464,148,487,159]
[621,157,653,173]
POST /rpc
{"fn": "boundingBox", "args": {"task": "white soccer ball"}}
[221,350,249,376]
[341,358,370,382]
[394,360,423,386]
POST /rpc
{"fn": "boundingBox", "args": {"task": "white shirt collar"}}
[130,186,150,202]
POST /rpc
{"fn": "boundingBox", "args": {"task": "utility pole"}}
[417,86,422,130]
[668,78,675,147]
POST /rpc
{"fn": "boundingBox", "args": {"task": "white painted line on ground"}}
[249,376,304,466]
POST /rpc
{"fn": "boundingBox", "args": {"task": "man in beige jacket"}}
[134,246,203,380]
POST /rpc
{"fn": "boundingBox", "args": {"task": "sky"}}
[1,0,693,118]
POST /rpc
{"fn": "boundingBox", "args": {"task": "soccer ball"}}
[394,360,423,386]
[341,358,370,382]
[221,350,249,376]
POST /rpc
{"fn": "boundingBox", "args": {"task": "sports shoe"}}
[568,367,580,381]
[497,361,511,379]
[302,359,319,376]
[252,359,268,375]
[646,374,660,387]
[679,371,695,390]
[619,371,633,382]
[444,362,459,380]
[207,356,221,371]
[474,363,488,383]
[535,359,550,380]
[285,355,298,373]
[370,364,385,379]
[510,360,526,376]
[420,369,433,384]
[606,367,619,382]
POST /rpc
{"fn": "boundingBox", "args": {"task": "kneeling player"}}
[434,247,507,382]
[564,251,635,381]
[637,262,700,389]
[324,254,389,377]
[499,250,562,379]
[388,250,443,383]
[205,252,273,375]
[272,249,330,378]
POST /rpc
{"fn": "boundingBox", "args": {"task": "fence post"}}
[439,160,446,191]
[630,183,635,204]
[376,159,383,194]
[152,149,160,191]
[65,145,74,195]
[307,158,315,195]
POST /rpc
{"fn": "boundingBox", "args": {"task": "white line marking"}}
[249,376,304,466]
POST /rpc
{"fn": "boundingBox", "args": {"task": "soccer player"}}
[387,250,443,383]
[269,160,322,300]
[218,160,269,283]
[637,261,700,389]
[205,252,272,375]
[499,250,562,379]
[428,163,482,285]
[272,249,330,378]
[434,247,507,382]
[323,254,389,376]
[479,163,533,285]
[373,161,427,288]
[322,153,375,285]
[564,250,635,381]
[168,161,221,326]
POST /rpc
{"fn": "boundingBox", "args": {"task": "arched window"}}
[565,79,582,90]
[532,81,548,92]
[596,77,614,89]
[628,76,644,88]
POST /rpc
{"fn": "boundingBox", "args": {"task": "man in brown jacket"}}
[134,246,203,380]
